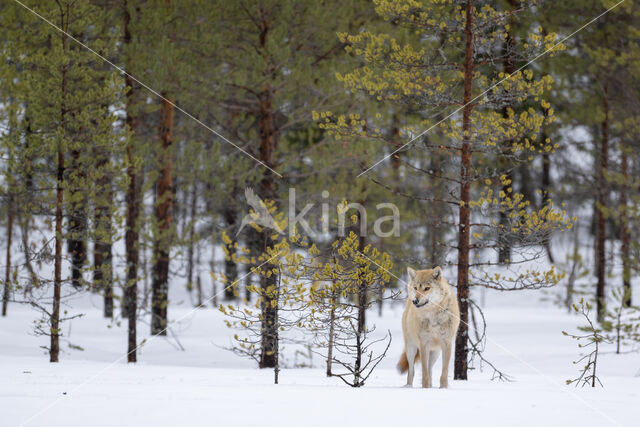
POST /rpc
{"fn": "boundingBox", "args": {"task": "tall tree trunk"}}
[151,95,174,336]
[428,149,446,267]
[186,179,197,296]
[51,143,64,363]
[595,84,608,323]
[326,283,337,377]
[124,0,138,362]
[21,108,38,296]
[257,8,279,369]
[94,153,114,318]
[454,0,474,381]
[245,228,260,303]
[357,204,367,333]
[67,148,87,289]
[540,137,554,263]
[2,196,13,316]
[50,8,69,363]
[223,206,238,300]
[258,84,278,368]
[498,0,517,265]
[210,252,219,308]
[354,225,367,387]
[195,241,203,307]
[390,112,401,171]
[620,146,631,307]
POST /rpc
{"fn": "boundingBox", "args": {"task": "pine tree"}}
[316,0,573,379]
[2,0,121,361]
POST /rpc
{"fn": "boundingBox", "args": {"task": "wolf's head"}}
[406,266,445,308]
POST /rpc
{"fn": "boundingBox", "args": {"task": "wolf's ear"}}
[407,267,416,281]
[433,266,442,280]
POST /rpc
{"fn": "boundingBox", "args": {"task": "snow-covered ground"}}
[1,287,639,427]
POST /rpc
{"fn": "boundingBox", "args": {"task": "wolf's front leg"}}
[420,344,431,388]
[405,344,417,387]
[440,340,452,388]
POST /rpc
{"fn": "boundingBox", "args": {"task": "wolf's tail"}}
[397,351,420,373]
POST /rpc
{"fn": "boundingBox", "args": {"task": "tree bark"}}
[50,6,69,363]
[595,84,608,322]
[427,141,446,267]
[390,112,401,171]
[620,146,631,307]
[540,140,555,263]
[67,148,87,289]
[223,205,238,300]
[151,95,174,336]
[326,287,337,377]
[498,0,517,265]
[94,152,114,318]
[256,7,279,369]
[258,84,278,368]
[20,216,38,296]
[454,0,474,381]
[357,208,367,333]
[51,143,64,363]
[186,180,197,297]
[124,0,138,362]
[2,196,13,316]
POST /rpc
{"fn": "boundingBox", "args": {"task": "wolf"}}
[398,266,460,388]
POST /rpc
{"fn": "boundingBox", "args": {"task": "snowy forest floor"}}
[2,289,639,427]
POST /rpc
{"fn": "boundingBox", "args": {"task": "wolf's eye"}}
[425,287,431,291]
[413,286,417,291]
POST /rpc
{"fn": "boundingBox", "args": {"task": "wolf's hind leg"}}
[405,344,418,387]
[428,350,439,374]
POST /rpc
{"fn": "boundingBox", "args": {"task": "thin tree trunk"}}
[124,0,138,362]
[20,221,38,296]
[326,288,336,377]
[620,146,631,307]
[51,143,64,363]
[566,226,580,312]
[210,253,218,308]
[498,0,517,265]
[151,95,174,336]
[595,84,608,323]
[196,276,203,307]
[454,0,474,381]
[223,206,238,300]
[390,112,401,171]
[50,7,69,363]
[2,197,13,316]
[422,113,446,268]
[357,209,367,333]
[541,141,555,263]
[186,180,197,297]
[21,109,38,296]
[428,149,446,267]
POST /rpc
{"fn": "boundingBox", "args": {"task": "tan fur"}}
[397,350,419,373]
[399,266,460,388]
